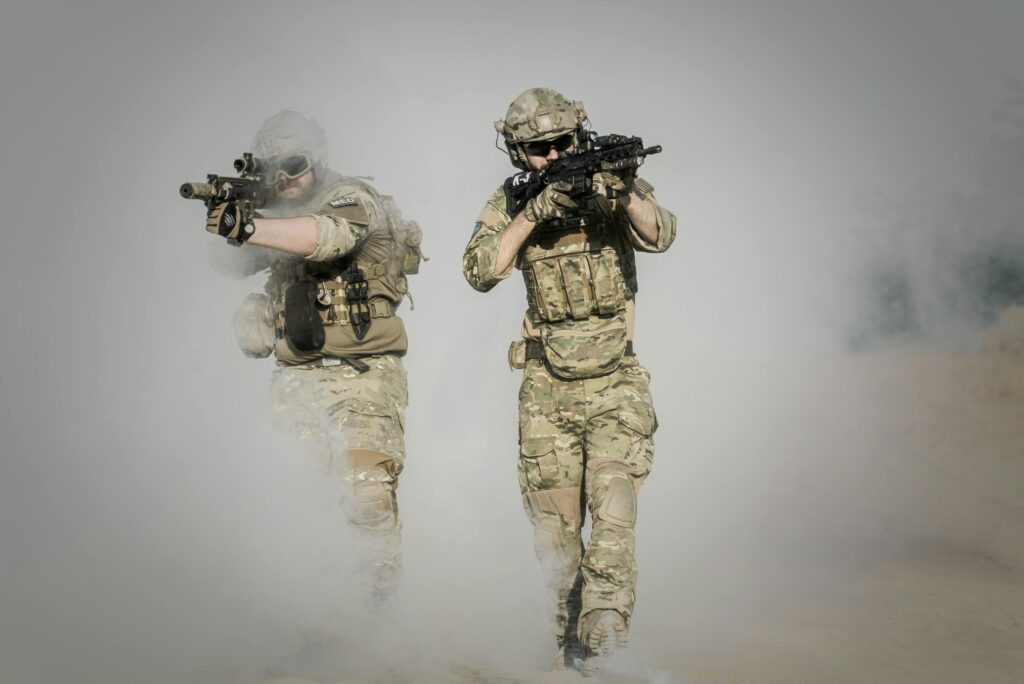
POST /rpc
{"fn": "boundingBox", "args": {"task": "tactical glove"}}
[596,170,635,198]
[207,201,255,244]
[523,181,577,224]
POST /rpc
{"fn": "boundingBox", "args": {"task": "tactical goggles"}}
[523,133,575,157]
[267,154,313,181]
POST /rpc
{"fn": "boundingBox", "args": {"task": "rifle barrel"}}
[179,182,216,200]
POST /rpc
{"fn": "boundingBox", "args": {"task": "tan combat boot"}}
[580,609,628,677]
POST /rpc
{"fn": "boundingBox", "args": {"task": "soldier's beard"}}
[265,174,322,216]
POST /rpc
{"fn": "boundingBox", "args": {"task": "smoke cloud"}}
[1,1,1022,683]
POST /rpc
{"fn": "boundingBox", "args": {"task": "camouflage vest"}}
[517,193,637,378]
[516,189,634,323]
[266,174,424,364]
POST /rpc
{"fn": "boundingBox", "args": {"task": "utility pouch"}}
[284,282,326,353]
[401,220,426,275]
[540,313,628,380]
[342,262,371,341]
[232,293,275,358]
[507,340,527,370]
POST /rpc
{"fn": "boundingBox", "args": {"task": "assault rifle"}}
[503,132,662,228]
[180,152,269,213]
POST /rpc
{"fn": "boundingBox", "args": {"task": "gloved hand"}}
[596,169,635,198]
[523,181,577,224]
[206,201,255,243]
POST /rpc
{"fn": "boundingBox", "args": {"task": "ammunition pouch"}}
[318,290,394,327]
[283,281,326,353]
[400,220,426,275]
[523,248,629,324]
[508,340,527,370]
[341,262,371,340]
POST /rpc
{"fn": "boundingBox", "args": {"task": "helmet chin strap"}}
[511,143,529,170]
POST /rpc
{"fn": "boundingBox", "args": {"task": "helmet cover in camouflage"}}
[495,88,588,144]
[251,110,329,168]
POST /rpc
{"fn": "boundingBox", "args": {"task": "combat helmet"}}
[495,88,588,169]
[251,110,329,190]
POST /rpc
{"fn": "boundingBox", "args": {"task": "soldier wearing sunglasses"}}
[206,110,425,605]
[463,89,676,674]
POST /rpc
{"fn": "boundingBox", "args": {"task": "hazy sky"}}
[1,2,1022,683]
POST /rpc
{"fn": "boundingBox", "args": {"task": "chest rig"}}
[267,256,391,348]
[265,178,424,354]
[513,195,638,380]
[518,196,637,325]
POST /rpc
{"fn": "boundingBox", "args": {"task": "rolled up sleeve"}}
[306,213,368,261]
[625,199,676,253]
[463,190,514,292]
[305,191,375,262]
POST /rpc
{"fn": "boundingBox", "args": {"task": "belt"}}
[308,356,371,372]
[305,349,404,372]
[524,340,634,360]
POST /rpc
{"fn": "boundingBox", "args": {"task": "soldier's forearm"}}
[620,191,659,244]
[495,213,536,275]
[248,216,319,257]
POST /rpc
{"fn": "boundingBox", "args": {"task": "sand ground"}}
[261,309,1024,684]
[654,309,1024,683]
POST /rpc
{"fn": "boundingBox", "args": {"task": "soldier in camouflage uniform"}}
[206,111,425,602]
[463,89,675,673]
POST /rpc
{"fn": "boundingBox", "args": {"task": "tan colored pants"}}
[270,354,407,598]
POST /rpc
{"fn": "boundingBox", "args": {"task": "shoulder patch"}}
[634,177,655,194]
[328,197,358,208]
[472,221,483,236]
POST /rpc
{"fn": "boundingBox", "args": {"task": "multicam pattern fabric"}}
[540,314,628,380]
[463,175,675,656]
[463,178,675,298]
[211,143,421,605]
[498,88,585,144]
[518,356,657,648]
[269,353,408,597]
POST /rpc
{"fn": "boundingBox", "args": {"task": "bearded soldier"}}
[205,111,425,604]
[463,89,675,673]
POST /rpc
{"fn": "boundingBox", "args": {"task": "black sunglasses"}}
[523,134,575,157]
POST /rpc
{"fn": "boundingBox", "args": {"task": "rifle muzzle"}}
[179,182,216,200]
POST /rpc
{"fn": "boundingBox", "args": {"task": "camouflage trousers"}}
[270,354,408,599]
[517,355,657,651]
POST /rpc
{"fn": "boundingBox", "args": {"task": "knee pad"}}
[343,449,398,527]
[593,473,636,528]
[349,478,397,526]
